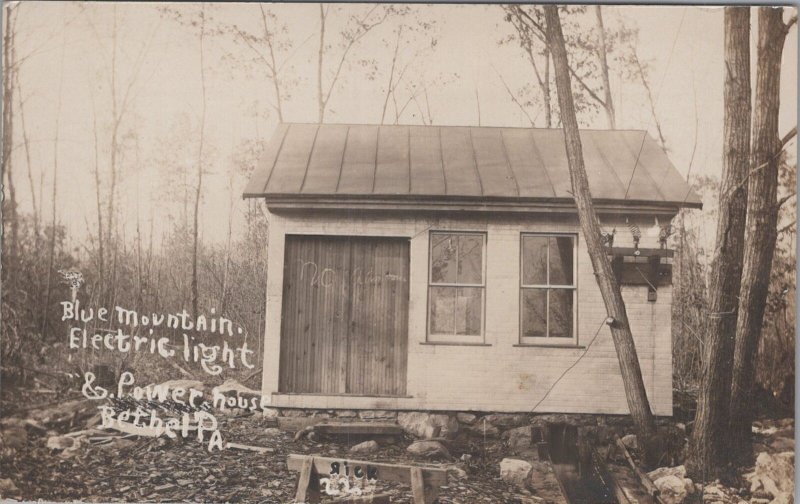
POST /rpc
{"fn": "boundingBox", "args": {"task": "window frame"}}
[426,230,487,344]
[519,232,578,345]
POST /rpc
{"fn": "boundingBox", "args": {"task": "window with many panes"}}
[520,234,576,344]
[428,232,485,343]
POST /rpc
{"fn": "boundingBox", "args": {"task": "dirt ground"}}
[0,392,794,504]
[0,401,533,503]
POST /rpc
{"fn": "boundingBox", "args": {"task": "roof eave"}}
[243,193,702,214]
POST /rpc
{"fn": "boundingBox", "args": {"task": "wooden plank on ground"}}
[226,442,274,454]
[277,416,325,432]
[410,467,427,503]
[287,454,447,487]
[314,422,403,436]
[295,456,321,503]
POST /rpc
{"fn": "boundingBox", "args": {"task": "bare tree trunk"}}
[90,99,105,288]
[14,70,38,236]
[380,27,402,124]
[259,5,284,123]
[544,5,656,441]
[631,47,667,151]
[106,8,119,259]
[220,173,235,313]
[317,4,326,123]
[543,47,552,128]
[688,7,750,480]
[191,5,207,319]
[729,7,795,463]
[594,6,616,129]
[3,5,18,284]
[42,32,66,341]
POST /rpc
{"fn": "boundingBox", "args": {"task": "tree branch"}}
[511,5,607,108]
[728,125,797,197]
[777,220,796,235]
[492,64,536,126]
[777,192,796,208]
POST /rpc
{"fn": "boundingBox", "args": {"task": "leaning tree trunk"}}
[688,6,751,480]
[544,5,656,441]
[594,6,616,129]
[729,6,794,463]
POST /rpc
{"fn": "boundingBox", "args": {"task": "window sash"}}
[429,231,486,287]
[428,285,485,338]
[428,231,486,341]
[520,233,577,343]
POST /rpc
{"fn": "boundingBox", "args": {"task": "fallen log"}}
[614,436,662,501]
[226,442,274,454]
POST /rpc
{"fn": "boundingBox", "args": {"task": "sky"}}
[5,2,798,249]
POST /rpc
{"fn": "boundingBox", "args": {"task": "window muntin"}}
[428,232,485,341]
[520,234,577,343]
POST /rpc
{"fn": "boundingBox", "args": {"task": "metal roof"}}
[243,123,702,211]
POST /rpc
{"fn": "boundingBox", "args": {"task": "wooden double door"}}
[279,235,409,396]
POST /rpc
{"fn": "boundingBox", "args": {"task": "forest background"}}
[0,3,796,411]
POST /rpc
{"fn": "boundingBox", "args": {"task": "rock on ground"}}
[445,465,468,480]
[46,435,78,451]
[358,410,397,420]
[503,426,532,454]
[500,458,533,490]
[483,414,528,428]
[746,451,795,498]
[769,492,793,504]
[466,421,500,438]
[652,475,693,504]
[701,483,738,503]
[647,465,686,481]
[0,477,20,497]
[397,412,458,439]
[212,379,261,397]
[456,413,478,425]
[349,440,379,454]
[262,408,279,419]
[621,433,639,451]
[406,440,451,459]
[281,409,307,417]
[769,436,795,452]
[0,419,28,453]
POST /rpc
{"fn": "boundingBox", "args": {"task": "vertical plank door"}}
[279,235,409,396]
[348,238,410,396]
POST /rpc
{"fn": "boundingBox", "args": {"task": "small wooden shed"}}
[243,123,701,415]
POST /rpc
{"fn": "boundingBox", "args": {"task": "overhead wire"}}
[530,317,607,413]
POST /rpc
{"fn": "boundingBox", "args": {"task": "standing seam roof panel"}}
[302,124,349,194]
[531,129,574,198]
[374,126,410,194]
[582,132,627,200]
[501,128,556,198]
[440,127,482,196]
[243,123,289,195]
[409,126,446,195]
[265,123,319,194]
[244,123,702,208]
[338,125,378,194]
[595,131,665,202]
[470,128,519,197]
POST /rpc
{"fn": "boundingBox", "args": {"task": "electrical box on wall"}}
[605,247,673,302]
